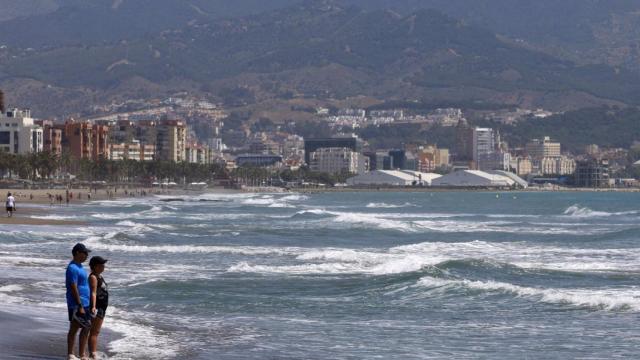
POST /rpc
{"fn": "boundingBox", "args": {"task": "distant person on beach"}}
[6,192,15,217]
[66,243,92,360]
[88,256,109,359]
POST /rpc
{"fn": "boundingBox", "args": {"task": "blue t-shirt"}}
[66,261,90,308]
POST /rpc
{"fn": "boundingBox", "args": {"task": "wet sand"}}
[0,187,159,226]
[0,206,86,225]
[0,305,118,359]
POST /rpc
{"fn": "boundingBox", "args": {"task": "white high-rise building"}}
[526,136,561,160]
[0,108,43,154]
[472,128,494,165]
[309,147,365,175]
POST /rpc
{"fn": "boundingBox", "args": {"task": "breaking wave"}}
[417,277,640,311]
[227,240,640,276]
[366,202,417,208]
[563,205,640,218]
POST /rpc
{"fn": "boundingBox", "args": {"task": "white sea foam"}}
[294,209,331,216]
[366,202,416,208]
[228,261,359,274]
[268,202,296,208]
[0,284,23,292]
[186,212,256,221]
[0,255,66,266]
[82,238,304,256]
[92,208,173,220]
[288,209,611,235]
[563,204,640,218]
[418,277,640,311]
[412,219,607,235]
[279,194,309,202]
[105,307,179,359]
[30,214,81,220]
[331,211,417,232]
[241,197,275,205]
[240,193,307,208]
[230,240,640,276]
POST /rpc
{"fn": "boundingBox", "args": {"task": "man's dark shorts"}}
[68,306,91,322]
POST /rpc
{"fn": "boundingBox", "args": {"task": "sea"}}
[0,190,639,359]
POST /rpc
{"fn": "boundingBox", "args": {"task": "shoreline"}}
[294,186,640,193]
[0,185,636,225]
[0,304,120,360]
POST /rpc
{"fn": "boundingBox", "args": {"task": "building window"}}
[0,131,9,145]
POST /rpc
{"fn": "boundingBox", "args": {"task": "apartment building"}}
[0,108,43,154]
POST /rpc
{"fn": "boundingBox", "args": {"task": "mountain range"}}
[1,0,640,117]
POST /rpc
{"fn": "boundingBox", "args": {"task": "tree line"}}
[0,151,228,184]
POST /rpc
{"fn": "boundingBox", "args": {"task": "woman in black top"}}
[88,256,109,359]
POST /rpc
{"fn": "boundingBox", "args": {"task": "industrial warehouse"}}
[347,169,527,189]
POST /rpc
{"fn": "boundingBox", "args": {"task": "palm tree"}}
[40,151,60,179]
[59,150,73,177]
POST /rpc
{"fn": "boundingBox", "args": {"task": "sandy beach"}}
[0,187,162,225]
[0,304,119,360]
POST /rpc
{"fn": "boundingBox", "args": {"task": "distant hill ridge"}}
[1,0,640,116]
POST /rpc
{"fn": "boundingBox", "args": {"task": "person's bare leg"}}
[67,321,80,357]
[89,317,104,357]
[78,327,90,359]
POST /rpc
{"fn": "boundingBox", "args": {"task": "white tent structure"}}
[347,170,424,186]
[399,170,442,186]
[431,170,517,188]
[486,170,528,189]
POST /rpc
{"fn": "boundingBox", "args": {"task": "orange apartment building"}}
[64,121,110,160]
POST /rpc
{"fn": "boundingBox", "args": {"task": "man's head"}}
[71,243,91,263]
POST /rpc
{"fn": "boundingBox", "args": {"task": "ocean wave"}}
[412,219,608,235]
[291,209,418,232]
[239,194,307,208]
[563,204,640,218]
[279,194,309,202]
[30,214,81,220]
[287,209,612,235]
[105,307,180,359]
[241,196,275,205]
[365,202,417,208]
[228,240,640,276]
[0,284,23,292]
[81,239,304,256]
[292,209,333,217]
[417,277,640,311]
[91,208,174,220]
[268,202,296,208]
[95,202,633,236]
[227,261,359,274]
[0,254,66,266]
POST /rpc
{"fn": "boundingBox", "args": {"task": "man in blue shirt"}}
[66,243,91,360]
